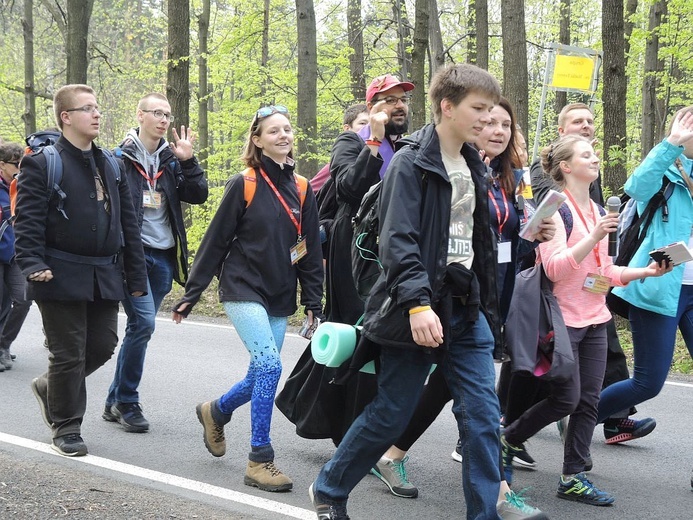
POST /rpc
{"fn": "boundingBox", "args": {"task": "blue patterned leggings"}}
[218,301,287,448]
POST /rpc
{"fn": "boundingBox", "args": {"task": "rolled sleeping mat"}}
[310,323,377,374]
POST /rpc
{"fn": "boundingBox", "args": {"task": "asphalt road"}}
[2,306,693,519]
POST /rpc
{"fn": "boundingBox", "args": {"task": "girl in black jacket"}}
[173,106,323,492]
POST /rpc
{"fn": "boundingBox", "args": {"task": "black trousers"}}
[37,299,118,438]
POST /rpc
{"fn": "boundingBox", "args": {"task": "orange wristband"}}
[365,139,382,147]
[409,305,432,315]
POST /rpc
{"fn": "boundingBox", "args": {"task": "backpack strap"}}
[242,167,308,209]
[42,146,67,220]
[557,203,573,240]
[102,148,122,183]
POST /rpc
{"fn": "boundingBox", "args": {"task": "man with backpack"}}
[16,84,147,456]
[103,93,208,433]
[529,103,656,446]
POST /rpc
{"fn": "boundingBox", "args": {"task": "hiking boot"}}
[501,434,524,485]
[451,438,462,462]
[497,489,549,519]
[603,417,656,444]
[512,444,537,470]
[370,456,418,498]
[196,401,226,457]
[31,376,52,428]
[309,482,350,520]
[244,460,293,492]
[0,348,13,370]
[102,404,118,422]
[111,402,149,433]
[51,433,88,457]
[556,473,614,506]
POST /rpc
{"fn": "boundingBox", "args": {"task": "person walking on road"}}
[172,105,323,493]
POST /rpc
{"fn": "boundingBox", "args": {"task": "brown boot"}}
[244,460,293,492]
[195,401,226,457]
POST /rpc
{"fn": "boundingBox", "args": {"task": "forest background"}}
[0,0,691,369]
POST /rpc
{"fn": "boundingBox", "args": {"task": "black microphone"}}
[607,196,621,257]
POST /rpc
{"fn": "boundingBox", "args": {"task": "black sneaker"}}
[112,402,149,433]
[102,404,118,422]
[451,438,462,462]
[31,377,52,428]
[309,482,350,519]
[501,434,523,485]
[0,348,12,370]
[557,473,614,506]
[52,433,88,457]
[603,417,656,444]
[513,444,537,470]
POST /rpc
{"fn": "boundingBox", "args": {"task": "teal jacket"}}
[612,139,693,317]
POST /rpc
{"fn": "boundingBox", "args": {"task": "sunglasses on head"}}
[256,105,289,119]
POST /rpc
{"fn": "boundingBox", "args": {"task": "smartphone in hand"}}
[299,316,321,340]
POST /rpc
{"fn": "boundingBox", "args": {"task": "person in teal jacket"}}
[598,107,693,425]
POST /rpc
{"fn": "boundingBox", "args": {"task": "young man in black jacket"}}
[16,84,147,456]
[309,64,505,520]
[102,93,208,433]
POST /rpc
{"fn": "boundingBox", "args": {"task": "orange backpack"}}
[241,167,308,208]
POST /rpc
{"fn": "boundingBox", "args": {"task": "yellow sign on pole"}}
[550,54,596,92]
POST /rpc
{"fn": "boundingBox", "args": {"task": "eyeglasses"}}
[377,95,410,106]
[142,109,175,122]
[65,105,101,115]
[256,105,289,119]
[5,161,20,168]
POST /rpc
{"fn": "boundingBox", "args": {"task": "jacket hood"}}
[120,128,172,170]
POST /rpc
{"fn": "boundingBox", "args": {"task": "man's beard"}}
[386,115,409,136]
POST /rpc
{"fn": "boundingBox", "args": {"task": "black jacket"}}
[15,136,147,301]
[324,130,384,324]
[176,156,323,317]
[361,124,503,359]
[119,133,208,286]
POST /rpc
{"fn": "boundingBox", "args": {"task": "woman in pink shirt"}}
[501,135,670,507]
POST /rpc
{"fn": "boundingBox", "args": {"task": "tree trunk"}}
[641,0,666,157]
[23,0,36,135]
[501,0,528,134]
[66,0,94,84]
[197,0,210,167]
[261,0,270,96]
[393,0,412,79]
[601,0,627,194]
[296,0,319,177]
[475,0,488,70]
[167,0,191,127]
[467,0,476,64]
[554,0,570,114]
[411,0,428,130]
[347,0,365,101]
[428,0,445,73]
[624,0,638,60]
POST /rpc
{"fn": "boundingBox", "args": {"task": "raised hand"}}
[170,126,195,161]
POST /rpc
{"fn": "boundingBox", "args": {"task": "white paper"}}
[519,189,567,240]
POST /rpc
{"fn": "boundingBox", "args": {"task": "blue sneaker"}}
[556,473,614,506]
[603,417,656,444]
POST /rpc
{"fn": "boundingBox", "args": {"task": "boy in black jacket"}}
[16,84,147,457]
[309,64,505,519]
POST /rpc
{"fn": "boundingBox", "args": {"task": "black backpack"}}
[351,181,383,300]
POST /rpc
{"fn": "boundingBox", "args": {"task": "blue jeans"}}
[106,247,174,407]
[314,311,501,520]
[597,284,693,422]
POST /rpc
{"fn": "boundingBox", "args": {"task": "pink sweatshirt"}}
[537,198,628,328]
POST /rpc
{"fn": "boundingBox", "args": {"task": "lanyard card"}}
[290,236,308,265]
[583,272,610,294]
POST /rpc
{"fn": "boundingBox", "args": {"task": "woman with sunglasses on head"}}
[0,143,33,372]
[172,105,324,492]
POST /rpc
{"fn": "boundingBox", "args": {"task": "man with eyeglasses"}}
[15,84,147,456]
[102,92,208,433]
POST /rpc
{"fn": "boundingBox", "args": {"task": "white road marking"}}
[0,432,314,520]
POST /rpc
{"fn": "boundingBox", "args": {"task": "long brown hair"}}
[491,97,521,197]
[240,106,292,169]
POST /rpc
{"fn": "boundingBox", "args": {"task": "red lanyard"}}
[488,187,509,236]
[133,162,164,188]
[564,189,601,268]
[259,168,303,236]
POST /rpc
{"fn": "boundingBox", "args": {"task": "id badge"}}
[497,241,512,264]
[290,236,308,265]
[582,272,610,294]
[143,191,162,209]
